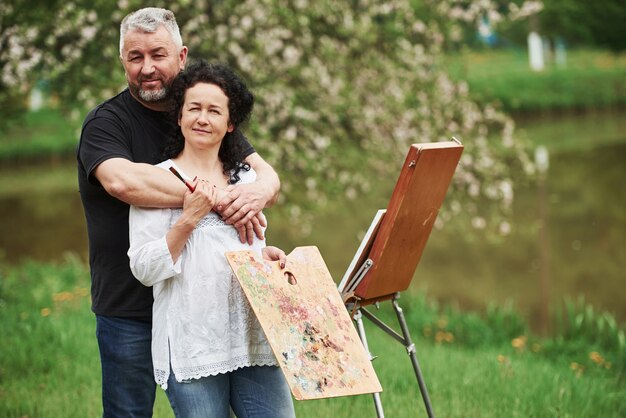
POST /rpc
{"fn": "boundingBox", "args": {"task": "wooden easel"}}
[338,139,464,418]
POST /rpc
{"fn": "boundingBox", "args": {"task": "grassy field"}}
[1,259,624,417]
[0,108,79,162]
[445,48,626,113]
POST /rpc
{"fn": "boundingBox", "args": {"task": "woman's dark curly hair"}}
[163,59,254,184]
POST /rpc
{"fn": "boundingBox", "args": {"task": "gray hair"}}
[119,7,183,56]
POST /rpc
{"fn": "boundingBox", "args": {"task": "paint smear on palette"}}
[226,246,382,400]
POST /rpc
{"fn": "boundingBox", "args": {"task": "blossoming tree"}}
[1,0,539,235]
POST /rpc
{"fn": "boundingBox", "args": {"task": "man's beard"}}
[138,86,168,102]
[129,74,170,103]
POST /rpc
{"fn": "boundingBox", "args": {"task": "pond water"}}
[1,110,624,330]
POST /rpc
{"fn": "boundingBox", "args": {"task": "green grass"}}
[0,108,80,162]
[446,48,626,113]
[0,162,77,197]
[1,259,624,417]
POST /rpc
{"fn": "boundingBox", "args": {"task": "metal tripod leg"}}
[353,309,385,418]
[392,295,435,418]
[359,295,435,418]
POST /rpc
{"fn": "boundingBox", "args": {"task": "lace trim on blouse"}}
[170,209,228,229]
[155,354,277,389]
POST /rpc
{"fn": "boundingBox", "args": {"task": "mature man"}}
[77,8,279,417]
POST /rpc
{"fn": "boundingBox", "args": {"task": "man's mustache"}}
[138,74,162,83]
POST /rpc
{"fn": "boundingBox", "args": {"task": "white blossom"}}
[0,0,535,237]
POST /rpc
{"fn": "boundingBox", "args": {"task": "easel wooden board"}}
[226,246,382,400]
[338,141,463,418]
[337,209,386,296]
[347,141,464,303]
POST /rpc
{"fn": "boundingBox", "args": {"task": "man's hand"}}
[215,183,270,244]
[231,212,266,245]
[215,152,280,245]
[216,182,269,224]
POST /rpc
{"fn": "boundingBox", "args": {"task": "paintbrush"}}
[169,166,196,192]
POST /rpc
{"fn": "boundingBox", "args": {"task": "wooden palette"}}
[226,246,382,400]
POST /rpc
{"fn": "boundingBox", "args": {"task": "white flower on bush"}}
[1,0,539,237]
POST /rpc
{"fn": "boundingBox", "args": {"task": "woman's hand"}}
[166,180,217,263]
[262,246,286,269]
[181,180,217,225]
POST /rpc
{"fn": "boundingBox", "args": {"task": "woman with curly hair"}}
[127,60,295,418]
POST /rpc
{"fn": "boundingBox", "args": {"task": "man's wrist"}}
[257,179,278,208]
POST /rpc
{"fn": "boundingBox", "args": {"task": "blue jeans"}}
[96,315,156,418]
[166,365,295,418]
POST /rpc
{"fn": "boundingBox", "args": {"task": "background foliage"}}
[503,0,626,52]
[3,0,625,233]
[0,0,567,235]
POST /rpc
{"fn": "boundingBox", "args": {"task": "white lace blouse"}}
[128,160,276,389]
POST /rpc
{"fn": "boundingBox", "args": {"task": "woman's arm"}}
[128,180,216,286]
[165,181,216,262]
[128,205,180,287]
